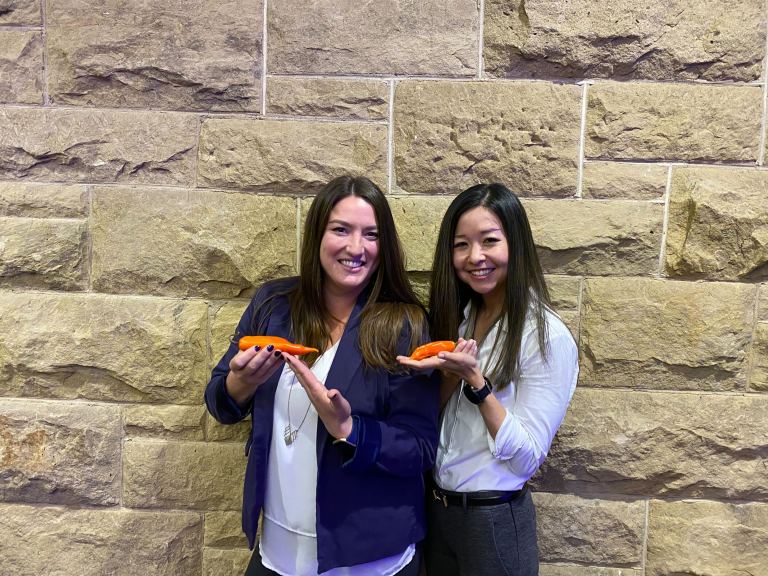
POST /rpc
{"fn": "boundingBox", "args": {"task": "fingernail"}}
[253,345,261,351]
[266,344,274,352]
[274,350,282,358]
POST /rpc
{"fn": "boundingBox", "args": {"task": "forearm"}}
[225,371,257,408]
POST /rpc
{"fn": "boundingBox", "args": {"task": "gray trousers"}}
[425,489,539,576]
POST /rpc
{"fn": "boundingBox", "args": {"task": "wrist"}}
[335,417,354,440]
[467,371,486,391]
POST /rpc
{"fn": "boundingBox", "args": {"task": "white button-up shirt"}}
[434,303,579,492]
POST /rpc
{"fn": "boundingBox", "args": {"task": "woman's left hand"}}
[282,352,353,439]
[398,338,480,381]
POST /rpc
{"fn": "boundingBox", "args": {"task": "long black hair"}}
[429,183,550,389]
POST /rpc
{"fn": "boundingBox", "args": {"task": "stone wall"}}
[1,1,767,575]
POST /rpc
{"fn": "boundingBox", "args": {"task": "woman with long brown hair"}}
[399,183,578,575]
[206,176,439,575]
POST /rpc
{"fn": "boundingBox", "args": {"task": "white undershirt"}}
[260,340,414,576]
[435,303,579,492]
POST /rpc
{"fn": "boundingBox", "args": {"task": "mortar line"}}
[86,184,94,292]
[759,1,768,165]
[387,79,396,194]
[477,0,485,79]
[40,0,49,105]
[656,165,674,277]
[261,0,268,116]
[296,197,301,273]
[192,115,203,188]
[641,499,650,575]
[576,81,590,199]
[743,286,763,390]
[576,276,584,349]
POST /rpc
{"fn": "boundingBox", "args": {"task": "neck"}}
[323,285,360,326]
[480,289,504,321]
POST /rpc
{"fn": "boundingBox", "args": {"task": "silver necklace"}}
[284,378,312,445]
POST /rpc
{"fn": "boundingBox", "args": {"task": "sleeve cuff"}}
[217,378,250,421]
[335,415,381,470]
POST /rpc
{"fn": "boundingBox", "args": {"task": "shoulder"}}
[518,304,576,359]
[254,276,299,300]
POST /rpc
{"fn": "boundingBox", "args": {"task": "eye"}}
[331,226,347,234]
[365,230,379,240]
[453,240,468,249]
[483,237,500,245]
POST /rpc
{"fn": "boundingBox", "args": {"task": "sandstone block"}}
[408,272,431,307]
[0,0,40,24]
[0,504,202,576]
[646,500,768,576]
[580,278,755,390]
[586,83,762,162]
[0,30,42,104]
[198,118,387,192]
[204,548,251,576]
[123,439,244,510]
[204,511,248,547]
[665,166,768,281]
[0,399,120,506]
[0,182,88,218]
[541,566,642,576]
[525,200,663,276]
[484,0,764,82]
[0,108,198,184]
[47,0,261,111]
[750,323,768,392]
[394,81,581,196]
[0,292,209,404]
[546,276,582,311]
[123,405,206,441]
[267,77,389,121]
[268,0,478,75]
[582,162,668,200]
[209,300,250,368]
[389,196,453,271]
[0,217,87,290]
[760,285,768,321]
[534,493,644,566]
[536,389,768,499]
[91,187,297,298]
[205,414,251,443]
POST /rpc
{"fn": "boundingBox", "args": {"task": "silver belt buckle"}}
[432,488,448,508]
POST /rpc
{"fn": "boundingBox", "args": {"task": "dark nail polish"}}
[274,350,282,358]
[266,344,274,352]
[253,345,261,351]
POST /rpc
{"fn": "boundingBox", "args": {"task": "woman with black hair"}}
[206,176,439,576]
[398,183,578,575]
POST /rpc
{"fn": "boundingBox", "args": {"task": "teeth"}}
[470,269,492,277]
[340,260,364,268]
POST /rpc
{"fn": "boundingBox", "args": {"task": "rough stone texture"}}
[124,439,244,510]
[267,77,389,121]
[546,276,581,311]
[580,278,756,391]
[0,400,120,506]
[198,118,388,192]
[203,548,251,576]
[536,389,768,499]
[204,511,248,547]
[209,300,249,367]
[0,504,202,576]
[525,200,663,276]
[0,0,40,24]
[268,0,478,76]
[646,500,768,576]
[389,196,452,271]
[0,182,88,218]
[750,323,768,392]
[123,405,206,441]
[582,162,668,200]
[760,285,768,321]
[205,414,251,442]
[395,81,581,197]
[0,292,209,404]
[540,566,642,576]
[0,30,42,104]
[47,0,261,111]
[91,187,297,298]
[534,493,644,566]
[0,217,87,290]
[0,108,198,185]
[484,0,765,82]
[586,83,762,162]
[665,167,768,281]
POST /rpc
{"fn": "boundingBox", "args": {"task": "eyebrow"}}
[328,219,378,231]
[454,228,502,238]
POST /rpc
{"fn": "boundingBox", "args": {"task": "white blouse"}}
[434,304,579,492]
[260,340,414,576]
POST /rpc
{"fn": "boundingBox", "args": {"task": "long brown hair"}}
[254,176,426,370]
[429,183,550,389]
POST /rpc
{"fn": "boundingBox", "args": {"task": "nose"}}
[468,242,485,264]
[346,232,364,255]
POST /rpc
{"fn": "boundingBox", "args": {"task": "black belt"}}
[430,483,526,508]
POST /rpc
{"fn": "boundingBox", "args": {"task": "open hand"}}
[397,338,479,381]
[226,345,285,407]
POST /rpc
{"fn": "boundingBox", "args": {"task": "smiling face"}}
[319,195,380,299]
[452,206,509,307]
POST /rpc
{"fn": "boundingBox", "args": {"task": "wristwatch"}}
[463,377,493,405]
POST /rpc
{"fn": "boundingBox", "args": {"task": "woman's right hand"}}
[225,345,285,408]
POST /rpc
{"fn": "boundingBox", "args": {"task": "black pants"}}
[425,489,539,576]
[245,545,422,576]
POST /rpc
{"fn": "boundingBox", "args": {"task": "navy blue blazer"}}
[205,278,440,573]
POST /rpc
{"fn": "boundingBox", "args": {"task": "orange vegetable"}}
[238,336,319,356]
[409,340,456,360]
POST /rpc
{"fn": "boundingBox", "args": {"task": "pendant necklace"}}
[283,347,326,446]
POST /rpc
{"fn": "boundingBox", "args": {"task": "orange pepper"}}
[238,335,319,356]
[409,340,456,360]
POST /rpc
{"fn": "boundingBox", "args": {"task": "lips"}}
[468,268,494,278]
[339,259,365,270]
